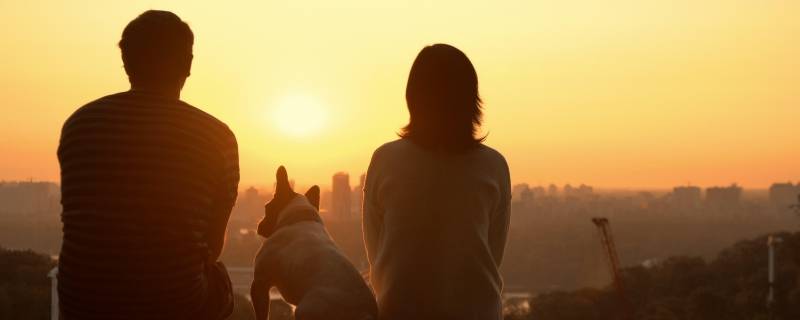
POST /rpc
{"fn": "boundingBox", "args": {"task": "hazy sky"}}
[1,0,797,189]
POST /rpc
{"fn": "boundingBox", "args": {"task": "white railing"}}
[47,268,58,320]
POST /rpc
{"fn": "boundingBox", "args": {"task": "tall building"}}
[0,181,60,215]
[231,186,269,223]
[769,182,800,210]
[547,184,559,197]
[563,184,593,199]
[332,172,352,220]
[512,183,531,200]
[531,186,547,198]
[352,173,366,217]
[563,184,574,197]
[705,184,742,210]
[671,186,701,209]
[520,188,535,203]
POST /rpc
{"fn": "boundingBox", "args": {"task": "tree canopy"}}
[525,232,800,320]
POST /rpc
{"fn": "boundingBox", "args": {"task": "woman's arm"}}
[488,160,512,266]
[362,150,384,268]
[488,197,511,266]
[362,192,383,267]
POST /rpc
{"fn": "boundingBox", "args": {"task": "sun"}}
[271,94,328,137]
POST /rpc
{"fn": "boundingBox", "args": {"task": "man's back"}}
[57,91,238,319]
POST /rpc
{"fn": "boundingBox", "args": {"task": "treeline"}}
[516,232,800,320]
[0,247,56,320]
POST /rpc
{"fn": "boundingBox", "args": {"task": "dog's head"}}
[257,166,321,238]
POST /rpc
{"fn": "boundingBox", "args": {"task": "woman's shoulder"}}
[371,139,414,160]
[472,144,511,186]
[474,143,508,166]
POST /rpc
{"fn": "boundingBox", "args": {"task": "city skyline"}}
[3,174,800,193]
[2,3,799,319]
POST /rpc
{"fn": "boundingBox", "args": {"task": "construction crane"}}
[592,217,633,320]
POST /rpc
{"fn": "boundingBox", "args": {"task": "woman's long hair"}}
[400,44,485,152]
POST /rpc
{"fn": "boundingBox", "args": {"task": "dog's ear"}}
[257,166,297,238]
[275,166,293,197]
[305,185,320,210]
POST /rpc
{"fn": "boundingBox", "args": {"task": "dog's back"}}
[253,196,378,320]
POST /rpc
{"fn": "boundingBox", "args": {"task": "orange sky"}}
[0,0,798,189]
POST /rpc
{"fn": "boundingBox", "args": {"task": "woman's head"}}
[401,44,484,151]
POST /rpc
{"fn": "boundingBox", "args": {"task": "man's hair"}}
[401,44,484,152]
[119,10,193,86]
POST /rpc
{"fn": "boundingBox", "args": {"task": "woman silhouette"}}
[363,44,511,320]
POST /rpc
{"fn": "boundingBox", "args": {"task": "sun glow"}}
[271,94,328,137]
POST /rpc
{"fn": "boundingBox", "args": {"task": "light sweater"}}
[363,139,511,320]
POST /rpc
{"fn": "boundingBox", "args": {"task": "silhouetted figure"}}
[57,11,239,319]
[363,44,512,320]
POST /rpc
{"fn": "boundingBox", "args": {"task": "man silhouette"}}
[57,11,239,319]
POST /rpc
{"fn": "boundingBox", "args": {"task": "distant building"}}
[320,189,333,216]
[563,184,593,199]
[563,184,573,197]
[352,173,366,216]
[705,184,742,210]
[671,186,702,209]
[520,188,535,203]
[0,181,60,215]
[547,184,559,197]
[513,183,531,201]
[232,186,269,223]
[769,182,800,210]
[531,186,546,198]
[332,172,352,220]
[634,191,656,209]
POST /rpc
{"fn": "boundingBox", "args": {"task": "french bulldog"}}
[250,166,378,320]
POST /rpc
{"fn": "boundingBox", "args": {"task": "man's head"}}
[119,10,194,93]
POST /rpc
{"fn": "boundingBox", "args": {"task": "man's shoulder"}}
[178,100,235,138]
[62,92,130,128]
[66,92,234,138]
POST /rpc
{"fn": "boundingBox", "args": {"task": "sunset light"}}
[0,1,797,187]
[2,2,800,320]
[271,94,328,137]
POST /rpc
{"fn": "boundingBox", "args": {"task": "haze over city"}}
[2,1,800,319]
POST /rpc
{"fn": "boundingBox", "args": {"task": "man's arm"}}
[209,131,240,262]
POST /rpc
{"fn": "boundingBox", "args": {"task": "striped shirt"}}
[57,91,239,319]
